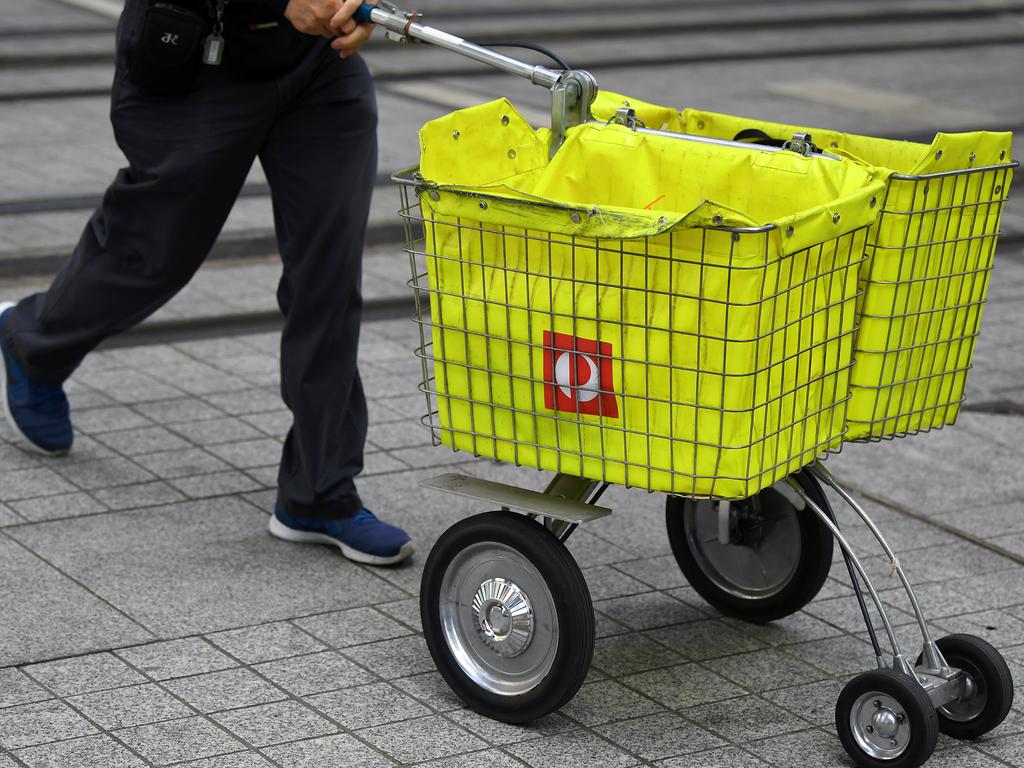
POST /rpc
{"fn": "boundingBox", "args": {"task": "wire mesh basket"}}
[593,97,1018,441]
[398,176,872,499]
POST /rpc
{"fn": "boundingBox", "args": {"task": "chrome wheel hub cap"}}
[473,578,534,657]
[851,692,910,760]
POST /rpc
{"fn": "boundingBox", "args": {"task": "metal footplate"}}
[915,665,970,709]
[421,473,612,525]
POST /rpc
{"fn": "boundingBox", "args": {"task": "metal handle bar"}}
[354,3,563,88]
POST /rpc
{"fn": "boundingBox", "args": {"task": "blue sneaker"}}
[0,302,73,456]
[269,503,414,566]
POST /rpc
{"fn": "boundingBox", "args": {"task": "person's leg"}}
[3,75,273,385]
[259,47,411,564]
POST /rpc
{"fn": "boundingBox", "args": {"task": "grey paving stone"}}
[10,492,107,523]
[96,427,192,457]
[132,448,232,480]
[176,752,276,768]
[933,610,1024,651]
[745,728,855,768]
[705,649,831,694]
[0,701,96,750]
[240,411,292,440]
[169,471,263,499]
[293,607,412,649]
[0,536,152,667]
[10,497,402,636]
[596,592,709,634]
[582,565,657,602]
[0,669,50,709]
[561,680,665,727]
[91,481,187,510]
[74,369,183,404]
[644,619,766,661]
[684,694,813,743]
[307,682,429,731]
[446,710,573,746]
[163,668,286,714]
[261,733,395,768]
[52,457,156,491]
[134,398,225,425]
[169,419,264,447]
[68,683,192,729]
[117,639,237,681]
[391,672,465,713]
[254,651,377,696]
[358,714,487,764]
[0,468,77,502]
[977,731,1024,765]
[611,556,688,591]
[0,504,21,527]
[72,407,154,435]
[115,716,243,764]
[507,729,639,768]
[12,734,146,768]
[24,653,145,697]
[0,442,41,472]
[621,663,747,711]
[659,746,768,768]
[207,622,326,664]
[211,700,336,748]
[760,678,846,727]
[204,389,282,416]
[782,634,878,677]
[595,712,725,761]
[205,439,282,470]
[592,632,688,677]
[416,750,525,768]
[342,635,435,680]
[719,612,843,648]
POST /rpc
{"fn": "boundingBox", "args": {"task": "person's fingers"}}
[330,20,373,56]
[328,0,364,33]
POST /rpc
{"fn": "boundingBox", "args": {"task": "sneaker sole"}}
[268,514,415,566]
[0,302,70,458]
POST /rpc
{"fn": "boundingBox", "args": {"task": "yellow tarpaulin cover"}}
[594,93,1015,440]
[416,99,885,498]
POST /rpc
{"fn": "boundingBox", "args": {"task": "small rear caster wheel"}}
[836,669,938,768]
[420,510,594,724]
[918,634,1015,740]
[665,468,833,623]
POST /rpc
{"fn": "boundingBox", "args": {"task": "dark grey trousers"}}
[2,34,377,520]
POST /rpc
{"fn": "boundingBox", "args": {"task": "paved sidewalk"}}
[2,256,1024,766]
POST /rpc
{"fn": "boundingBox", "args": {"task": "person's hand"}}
[329,0,376,59]
[283,0,344,37]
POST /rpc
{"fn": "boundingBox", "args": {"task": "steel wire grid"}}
[399,177,870,499]
[847,161,1017,441]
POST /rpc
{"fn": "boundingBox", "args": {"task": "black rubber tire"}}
[665,469,834,623]
[916,634,1015,740]
[836,669,939,768]
[420,510,594,724]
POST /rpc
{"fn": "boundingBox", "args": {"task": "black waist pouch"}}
[223,6,315,79]
[127,1,207,96]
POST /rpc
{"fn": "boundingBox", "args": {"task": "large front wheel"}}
[420,511,594,723]
[665,469,834,623]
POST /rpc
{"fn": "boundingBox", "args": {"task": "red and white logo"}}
[543,331,619,418]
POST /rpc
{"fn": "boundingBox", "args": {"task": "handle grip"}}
[354,3,376,23]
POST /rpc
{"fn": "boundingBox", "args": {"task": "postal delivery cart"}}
[357,5,1017,766]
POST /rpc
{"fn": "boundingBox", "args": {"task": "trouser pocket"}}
[126,1,206,96]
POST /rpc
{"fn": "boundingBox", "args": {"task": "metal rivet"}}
[732,232,741,242]
[995,185,1003,195]
[697,120,705,130]
[870,197,877,209]
[452,130,460,140]
[1000,150,1007,160]
[935,149,943,160]
[969,152,977,162]
[923,183,930,196]
[873,700,881,708]
[831,141,839,148]
[712,214,723,225]
[865,725,874,733]
[897,714,905,723]
[786,226,795,237]
[508,149,517,160]
[501,115,510,126]
[833,213,841,224]
[479,201,488,210]
[570,212,582,224]
[890,740,898,747]
[428,190,440,201]
[657,216,667,225]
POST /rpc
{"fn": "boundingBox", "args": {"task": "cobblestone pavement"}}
[2,248,1024,766]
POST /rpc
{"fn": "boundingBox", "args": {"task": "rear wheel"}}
[665,469,834,623]
[420,510,594,723]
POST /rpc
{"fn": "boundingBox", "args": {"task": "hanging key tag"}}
[202,33,224,65]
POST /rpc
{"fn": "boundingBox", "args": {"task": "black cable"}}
[472,41,571,71]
